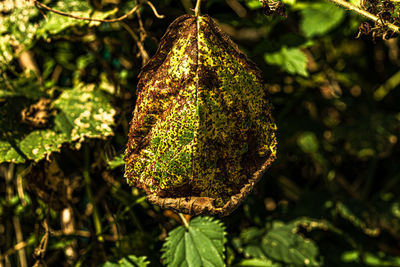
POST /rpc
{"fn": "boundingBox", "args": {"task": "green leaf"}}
[300,2,345,38]
[162,216,226,267]
[0,83,115,164]
[297,132,319,153]
[102,255,150,267]
[0,72,46,99]
[261,222,320,266]
[264,46,308,77]
[36,0,118,38]
[108,154,125,169]
[244,0,263,10]
[238,220,322,267]
[235,258,281,267]
[0,0,115,68]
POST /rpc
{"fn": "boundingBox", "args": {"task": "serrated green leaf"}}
[300,2,345,38]
[264,46,308,77]
[102,255,150,267]
[238,220,321,267]
[162,216,226,267]
[261,222,320,266]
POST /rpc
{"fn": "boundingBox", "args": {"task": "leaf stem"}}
[178,213,189,228]
[194,0,201,17]
[325,0,400,33]
[83,145,104,242]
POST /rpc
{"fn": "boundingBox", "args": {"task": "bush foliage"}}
[1,0,400,266]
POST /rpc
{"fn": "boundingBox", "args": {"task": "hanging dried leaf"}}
[124,14,277,216]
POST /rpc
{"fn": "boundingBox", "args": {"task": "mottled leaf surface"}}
[124,14,277,210]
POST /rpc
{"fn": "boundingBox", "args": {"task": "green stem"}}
[83,145,103,242]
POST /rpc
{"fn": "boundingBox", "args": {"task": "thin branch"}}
[120,22,150,66]
[325,0,400,33]
[194,0,202,17]
[33,0,139,23]
[146,1,165,19]
[0,241,29,261]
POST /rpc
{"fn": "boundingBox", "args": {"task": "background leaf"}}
[102,255,150,267]
[264,47,309,76]
[300,2,346,38]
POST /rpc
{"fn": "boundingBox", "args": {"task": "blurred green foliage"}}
[0,0,399,266]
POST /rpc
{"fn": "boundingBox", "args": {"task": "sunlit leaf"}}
[162,216,226,267]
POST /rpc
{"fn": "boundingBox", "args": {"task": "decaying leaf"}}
[124,14,277,216]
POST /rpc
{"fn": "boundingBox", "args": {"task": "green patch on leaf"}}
[162,216,226,267]
[53,84,116,143]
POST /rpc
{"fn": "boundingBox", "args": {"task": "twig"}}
[120,22,150,66]
[16,174,27,206]
[325,0,400,33]
[33,0,139,22]
[146,1,165,18]
[0,241,29,261]
[194,0,202,17]
[33,219,49,267]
